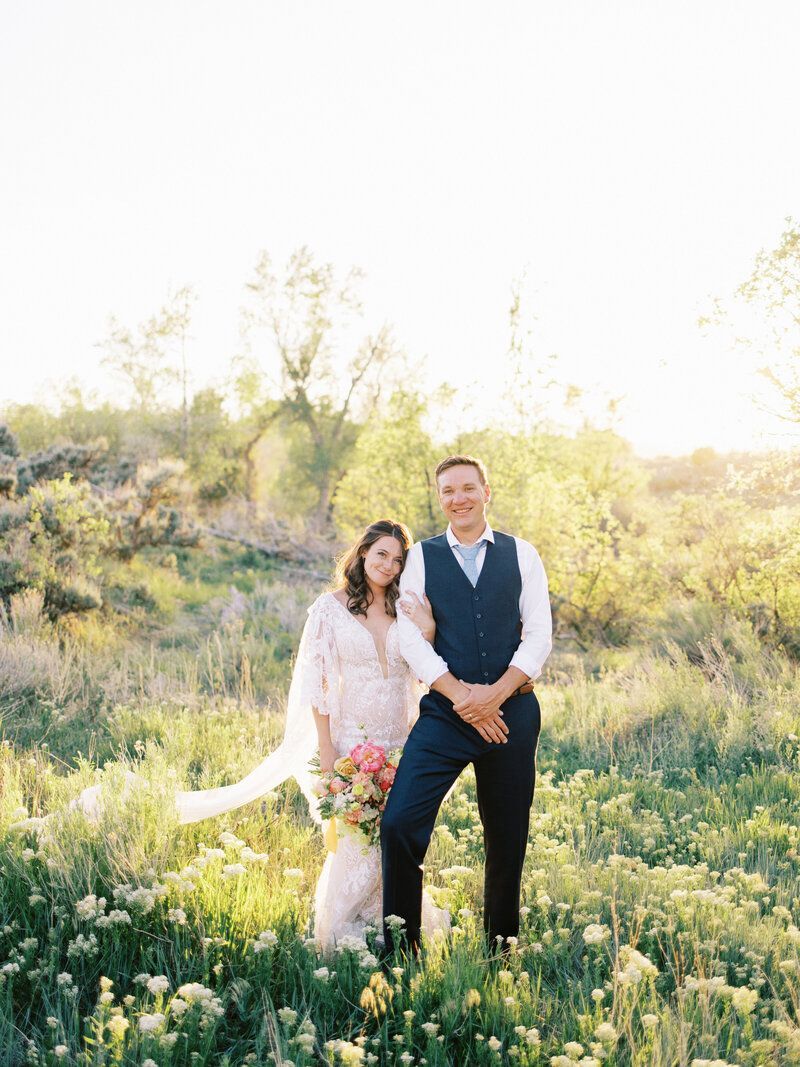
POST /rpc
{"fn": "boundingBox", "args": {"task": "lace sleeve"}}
[297,595,341,720]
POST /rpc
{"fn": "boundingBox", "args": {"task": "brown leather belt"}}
[512,681,535,696]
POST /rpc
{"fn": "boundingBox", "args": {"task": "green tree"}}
[0,475,111,616]
[100,287,196,446]
[241,248,398,528]
[0,425,19,497]
[455,426,664,645]
[181,387,246,501]
[333,391,439,539]
[109,460,198,560]
[737,218,800,427]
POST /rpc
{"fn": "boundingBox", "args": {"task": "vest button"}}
[481,652,486,657]
[478,632,484,637]
[483,671,489,677]
[476,613,482,619]
[473,595,480,601]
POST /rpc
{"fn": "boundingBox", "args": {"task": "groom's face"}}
[437,464,490,535]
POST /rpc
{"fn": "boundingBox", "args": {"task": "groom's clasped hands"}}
[452,680,510,744]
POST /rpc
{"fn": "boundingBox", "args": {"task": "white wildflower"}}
[731,986,758,1014]
[76,894,106,920]
[222,863,246,878]
[582,924,610,945]
[594,1022,617,1043]
[138,1012,166,1032]
[252,929,278,953]
[95,909,132,928]
[67,933,99,959]
[106,1015,129,1038]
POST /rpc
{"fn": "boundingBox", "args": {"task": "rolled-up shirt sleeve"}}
[509,539,553,681]
[397,543,450,687]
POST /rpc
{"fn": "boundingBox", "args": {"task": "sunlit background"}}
[5,8,800,1063]
[2,1,799,455]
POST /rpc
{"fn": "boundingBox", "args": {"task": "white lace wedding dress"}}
[299,593,448,952]
[71,590,448,953]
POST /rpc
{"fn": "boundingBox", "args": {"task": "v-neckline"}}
[329,593,395,680]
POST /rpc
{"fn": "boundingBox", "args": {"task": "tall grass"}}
[2,579,800,1064]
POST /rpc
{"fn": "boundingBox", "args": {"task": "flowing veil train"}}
[71,608,330,826]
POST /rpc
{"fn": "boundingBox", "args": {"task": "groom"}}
[382,454,552,953]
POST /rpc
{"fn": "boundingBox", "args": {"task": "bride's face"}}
[362,535,404,590]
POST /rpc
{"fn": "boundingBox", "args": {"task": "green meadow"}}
[2,228,800,1065]
[2,539,800,1067]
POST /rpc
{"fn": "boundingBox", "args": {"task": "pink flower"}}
[351,741,386,774]
[329,778,346,794]
[377,766,396,791]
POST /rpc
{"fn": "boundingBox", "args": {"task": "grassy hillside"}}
[2,549,800,1066]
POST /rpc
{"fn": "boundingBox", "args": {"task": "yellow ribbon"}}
[324,817,338,853]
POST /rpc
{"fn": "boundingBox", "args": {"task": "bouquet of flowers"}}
[311,740,402,849]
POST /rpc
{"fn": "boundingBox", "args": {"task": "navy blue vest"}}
[421,531,522,686]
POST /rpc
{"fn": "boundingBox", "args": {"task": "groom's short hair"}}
[435,454,488,486]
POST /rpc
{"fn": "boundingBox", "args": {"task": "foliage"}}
[182,388,248,501]
[664,491,800,646]
[241,247,400,527]
[15,439,112,494]
[108,460,199,561]
[333,391,440,539]
[0,475,110,618]
[737,217,800,426]
[100,288,196,417]
[0,424,19,498]
[0,423,20,460]
[2,622,800,1064]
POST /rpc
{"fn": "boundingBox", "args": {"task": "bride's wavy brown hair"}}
[334,519,413,618]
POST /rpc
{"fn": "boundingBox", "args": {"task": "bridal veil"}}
[72,599,338,826]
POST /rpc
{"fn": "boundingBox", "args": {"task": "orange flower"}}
[333,756,357,778]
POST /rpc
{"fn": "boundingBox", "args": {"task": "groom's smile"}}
[436,463,491,543]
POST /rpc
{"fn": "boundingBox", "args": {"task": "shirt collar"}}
[446,521,494,549]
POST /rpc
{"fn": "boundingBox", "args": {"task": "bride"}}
[297,518,447,950]
[73,519,446,951]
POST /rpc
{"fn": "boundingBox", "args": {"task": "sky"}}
[1,1,799,456]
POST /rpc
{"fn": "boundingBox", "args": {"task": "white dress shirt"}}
[397,522,553,687]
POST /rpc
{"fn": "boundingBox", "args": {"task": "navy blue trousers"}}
[381,689,540,952]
